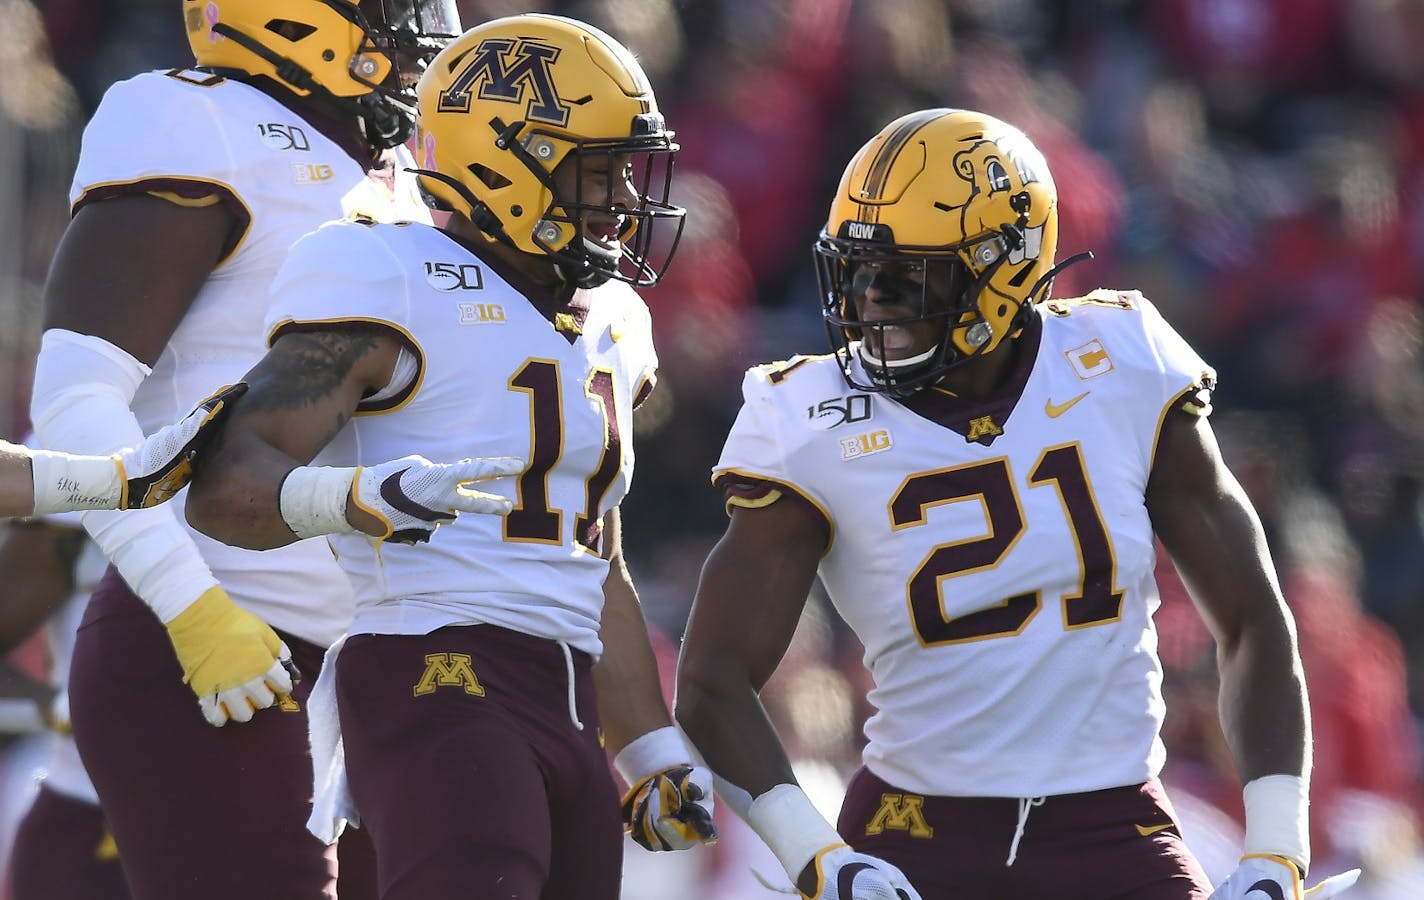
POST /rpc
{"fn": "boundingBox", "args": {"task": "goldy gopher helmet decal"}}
[815,108,1066,394]
[183,0,460,149]
[413,14,685,288]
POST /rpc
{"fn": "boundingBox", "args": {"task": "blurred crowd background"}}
[1,0,1423,897]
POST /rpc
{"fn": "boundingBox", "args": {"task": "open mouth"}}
[865,323,924,358]
[586,217,623,247]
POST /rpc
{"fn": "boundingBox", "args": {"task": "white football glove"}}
[115,383,247,508]
[1210,855,1362,900]
[799,845,922,900]
[29,383,246,516]
[351,455,522,544]
[621,763,718,851]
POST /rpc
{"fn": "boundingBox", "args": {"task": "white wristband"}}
[747,784,844,882]
[279,466,360,540]
[1243,774,1311,871]
[29,449,122,515]
[613,725,691,787]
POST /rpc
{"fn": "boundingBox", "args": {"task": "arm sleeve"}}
[30,329,219,623]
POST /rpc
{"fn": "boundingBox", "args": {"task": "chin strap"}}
[409,167,514,243]
[1004,249,1096,336]
[1028,250,1095,304]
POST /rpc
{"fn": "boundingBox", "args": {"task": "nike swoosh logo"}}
[1135,822,1175,837]
[837,862,874,898]
[1045,391,1090,418]
[1246,879,1286,900]
[379,469,444,522]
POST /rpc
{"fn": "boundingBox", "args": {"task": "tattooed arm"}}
[185,324,401,549]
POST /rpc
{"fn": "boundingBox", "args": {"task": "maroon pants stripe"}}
[838,768,1212,900]
[10,784,129,900]
[336,625,623,900]
[69,567,376,900]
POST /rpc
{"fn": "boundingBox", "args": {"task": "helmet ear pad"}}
[412,14,686,287]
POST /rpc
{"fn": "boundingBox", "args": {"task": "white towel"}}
[306,634,359,843]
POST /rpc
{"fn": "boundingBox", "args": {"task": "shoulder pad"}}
[750,353,836,386]
[161,68,228,88]
[1042,289,1141,317]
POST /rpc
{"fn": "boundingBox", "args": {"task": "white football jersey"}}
[265,220,659,657]
[70,69,431,645]
[714,291,1215,798]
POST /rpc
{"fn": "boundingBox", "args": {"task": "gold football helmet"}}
[814,108,1063,394]
[183,0,460,148]
[413,14,684,288]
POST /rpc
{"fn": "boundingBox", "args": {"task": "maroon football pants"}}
[10,784,129,900]
[336,625,623,900]
[839,767,1212,899]
[69,568,376,900]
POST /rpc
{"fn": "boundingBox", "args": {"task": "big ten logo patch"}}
[425,261,485,293]
[865,793,934,839]
[840,428,892,460]
[1066,338,1114,380]
[293,163,334,184]
[258,122,310,151]
[413,652,486,697]
[459,302,506,324]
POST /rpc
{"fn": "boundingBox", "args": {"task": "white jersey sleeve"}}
[71,69,244,211]
[1045,289,1216,417]
[266,219,411,334]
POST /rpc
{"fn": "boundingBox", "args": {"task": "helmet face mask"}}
[817,245,979,395]
[353,0,461,94]
[183,0,461,149]
[527,123,682,286]
[814,108,1059,395]
[414,14,685,288]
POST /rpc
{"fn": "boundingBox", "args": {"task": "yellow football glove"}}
[164,585,297,727]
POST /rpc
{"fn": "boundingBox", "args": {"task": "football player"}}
[676,109,1359,900]
[184,14,716,900]
[25,1,489,898]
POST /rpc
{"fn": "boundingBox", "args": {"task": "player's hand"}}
[621,763,718,851]
[794,845,922,900]
[164,585,299,727]
[115,383,247,508]
[348,455,522,544]
[1210,855,1362,899]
